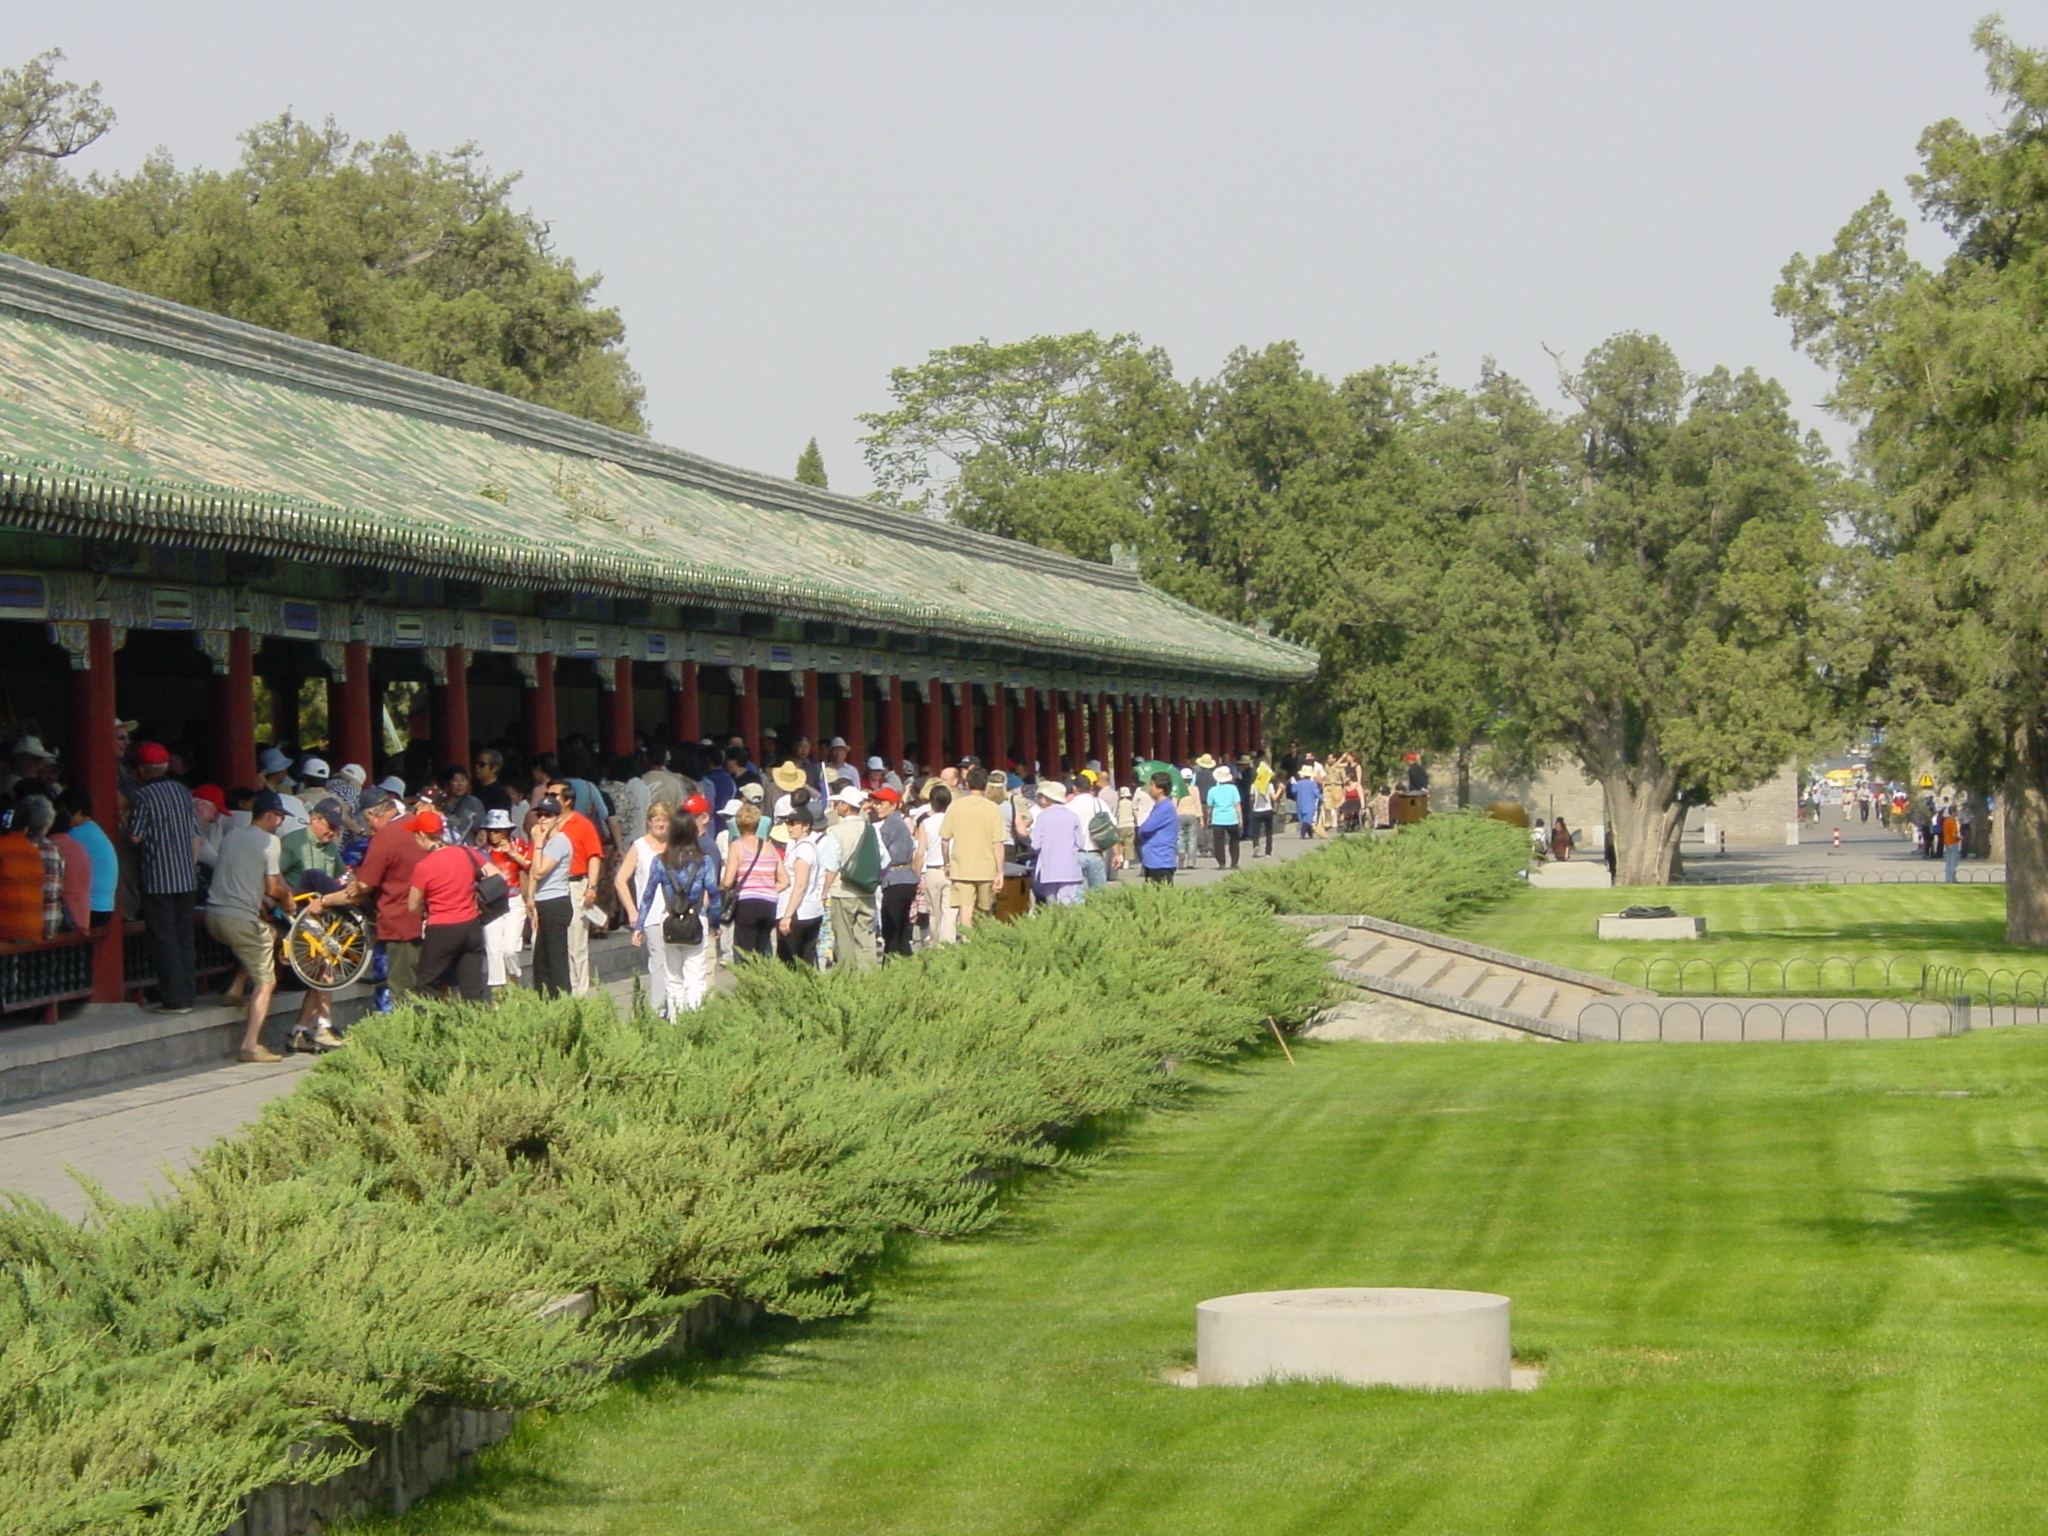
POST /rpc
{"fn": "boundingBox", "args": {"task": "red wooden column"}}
[1116,693,1137,780]
[522,652,557,762]
[334,640,374,774]
[1063,692,1084,773]
[431,644,472,772]
[880,676,905,773]
[1091,692,1111,772]
[919,681,944,772]
[69,619,125,1001]
[209,629,260,791]
[667,660,700,746]
[1138,695,1157,761]
[1016,686,1039,774]
[595,657,633,759]
[843,671,867,764]
[736,666,761,760]
[987,685,1010,773]
[796,668,822,750]
[1235,699,1249,758]
[1173,698,1190,764]
[952,683,975,765]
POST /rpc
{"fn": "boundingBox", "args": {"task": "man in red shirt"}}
[546,776,606,993]
[406,808,487,1002]
[349,788,426,998]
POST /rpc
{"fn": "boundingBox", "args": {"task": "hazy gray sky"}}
[9,3,2022,491]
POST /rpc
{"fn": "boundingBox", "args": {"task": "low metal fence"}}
[1922,965,2048,1012]
[1675,867,2005,886]
[1606,954,1927,996]
[1576,997,1956,1042]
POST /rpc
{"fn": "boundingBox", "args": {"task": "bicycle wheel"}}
[287,910,372,989]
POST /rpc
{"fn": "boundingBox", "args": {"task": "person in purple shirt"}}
[1028,781,1089,906]
[1135,772,1181,882]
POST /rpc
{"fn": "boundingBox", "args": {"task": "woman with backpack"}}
[631,810,719,1018]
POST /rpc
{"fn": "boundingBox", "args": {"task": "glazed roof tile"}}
[0,256,1313,682]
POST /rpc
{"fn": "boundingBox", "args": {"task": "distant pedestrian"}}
[1206,765,1242,868]
[1550,819,1575,862]
[633,810,716,1017]
[1289,772,1322,838]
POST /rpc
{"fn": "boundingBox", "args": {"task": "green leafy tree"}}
[1,110,643,431]
[794,436,828,487]
[1510,334,1835,885]
[856,332,1183,561]
[1778,18,2048,941]
[0,50,111,192]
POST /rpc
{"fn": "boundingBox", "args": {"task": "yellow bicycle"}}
[282,890,373,990]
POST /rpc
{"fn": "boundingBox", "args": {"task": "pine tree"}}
[794,436,828,487]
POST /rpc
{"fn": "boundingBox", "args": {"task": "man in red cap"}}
[406,808,487,1002]
[128,741,199,1012]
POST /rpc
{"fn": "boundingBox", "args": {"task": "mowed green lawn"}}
[1455,883,2035,994]
[373,1033,2048,1536]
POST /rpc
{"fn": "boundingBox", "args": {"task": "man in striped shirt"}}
[129,742,198,1013]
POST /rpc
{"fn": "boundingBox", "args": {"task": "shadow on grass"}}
[1813,1176,2048,1253]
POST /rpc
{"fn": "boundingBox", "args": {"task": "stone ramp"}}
[1302,914,1649,1043]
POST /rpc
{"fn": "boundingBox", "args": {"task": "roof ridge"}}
[0,253,1149,596]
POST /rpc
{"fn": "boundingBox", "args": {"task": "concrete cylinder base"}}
[1195,1288,1511,1391]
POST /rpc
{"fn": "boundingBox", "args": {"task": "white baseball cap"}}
[772,793,794,819]
[833,784,868,807]
[300,757,331,780]
[720,796,746,817]
[339,764,367,786]
[866,755,888,771]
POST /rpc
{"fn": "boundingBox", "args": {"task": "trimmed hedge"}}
[1223,813,1530,929]
[0,885,1331,1536]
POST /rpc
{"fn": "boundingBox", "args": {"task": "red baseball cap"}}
[683,794,711,815]
[191,783,226,811]
[872,785,901,803]
[137,742,171,766]
[412,807,445,837]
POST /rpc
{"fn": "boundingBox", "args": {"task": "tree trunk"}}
[2003,724,2048,945]
[1455,743,1472,810]
[1601,769,1688,886]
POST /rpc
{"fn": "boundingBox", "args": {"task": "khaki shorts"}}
[951,878,995,914]
[205,910,275,988]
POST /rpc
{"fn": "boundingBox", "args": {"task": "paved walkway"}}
[0,832,1326,1223]
[1679,809,2001,883]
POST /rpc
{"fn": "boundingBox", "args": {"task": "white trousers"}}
[567,878,592,993]
[644,934,711,1019]
[919,871,957,944]
[484,905,525,987]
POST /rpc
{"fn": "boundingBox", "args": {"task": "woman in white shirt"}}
[612,801,672,925]
[914,783,956,946]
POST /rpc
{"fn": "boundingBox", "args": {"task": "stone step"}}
[1436,964,1493,1001]
[1357,942,1420,978]
[1339,934,1388,967]
[1395,952,1454,991]
[1508,982,1557,1021]
[1467,972,1522,1010]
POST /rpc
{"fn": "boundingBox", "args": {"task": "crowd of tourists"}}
[0,722,1382,1056]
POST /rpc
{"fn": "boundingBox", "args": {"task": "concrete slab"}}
[1597,914,1706,941]
[1529,862,1612,889]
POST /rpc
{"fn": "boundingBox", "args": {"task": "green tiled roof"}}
[0,256,1314,683]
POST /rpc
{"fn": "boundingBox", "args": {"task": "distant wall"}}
[1470,759,1801,851]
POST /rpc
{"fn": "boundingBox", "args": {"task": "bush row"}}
[1222,813,1531,929]
[1,884,1332,1536]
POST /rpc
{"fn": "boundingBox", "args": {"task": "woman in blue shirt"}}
[1205,766,1242,869]
[1136,773,1181,884]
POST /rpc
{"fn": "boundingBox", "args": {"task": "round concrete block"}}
[1195,1288,1511,1391]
